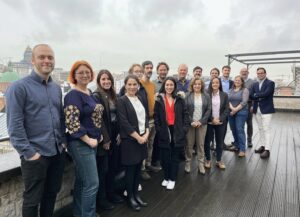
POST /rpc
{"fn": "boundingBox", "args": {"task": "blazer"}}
[250,78,275,114]
[185,92,212,125]
[207,91,229,123]
[154,93,189,148]
[117,95,149,165]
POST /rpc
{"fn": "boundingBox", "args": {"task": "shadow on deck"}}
[58,112,300,217]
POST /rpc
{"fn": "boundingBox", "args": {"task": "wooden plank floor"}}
[60,112,300,217]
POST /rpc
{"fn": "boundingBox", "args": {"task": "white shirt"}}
[193,94,203,121]
[127,96,146,134]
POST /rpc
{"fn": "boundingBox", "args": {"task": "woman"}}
[228,75,249,157]
[185,78,211,174]
[64,60,109,217]
[117,74,149,211]
[154,77,189,190]
[204,77,229,170]
[92,70,124,210]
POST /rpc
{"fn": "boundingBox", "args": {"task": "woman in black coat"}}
[204,77,229,170]
[154,77,189,190]
[117,74,149,211]
[93,69,124,210]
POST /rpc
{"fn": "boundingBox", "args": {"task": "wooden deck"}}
[59,112,300,217]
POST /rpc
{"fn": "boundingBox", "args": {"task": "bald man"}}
[240,67,256,147]
[6,44,65,217]
[176,64,190,93]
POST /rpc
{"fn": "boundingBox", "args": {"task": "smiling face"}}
[193,69,202,78]
[99,73,112,90]
[74,65,92,86]
[193,79,202,93]
[240,68,249,80]
[257,68,267,80]
[222,67,230,78]
[211,78,220,91]
[210,69,219,79]
[132,65,143,79]
[178,64,188,80]
[165,79,175,95]
[125,78,139,96]
[234,76,243,89]
[157,64,168,80]
[32,44,55,77]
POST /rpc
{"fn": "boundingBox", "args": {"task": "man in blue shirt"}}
[6,44,65,217]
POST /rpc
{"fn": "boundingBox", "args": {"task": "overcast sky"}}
[0,0,299,80]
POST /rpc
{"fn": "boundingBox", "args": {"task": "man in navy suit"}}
[251,67,275,158]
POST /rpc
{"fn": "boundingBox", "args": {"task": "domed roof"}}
[0,71,20,82]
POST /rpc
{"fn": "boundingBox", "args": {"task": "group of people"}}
[6,44,275,217]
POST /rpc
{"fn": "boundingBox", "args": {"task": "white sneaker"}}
[166,181,175,190]
[123,190,127,197]
[138,184,142,191]
[161,179,169,187]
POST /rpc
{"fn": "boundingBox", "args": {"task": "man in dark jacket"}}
[251,67,275,159]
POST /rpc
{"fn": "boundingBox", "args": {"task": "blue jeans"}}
[68,140,99,217]
[229,108,248,152]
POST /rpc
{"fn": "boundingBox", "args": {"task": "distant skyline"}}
[0,0,299,80]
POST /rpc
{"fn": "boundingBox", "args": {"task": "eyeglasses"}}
[76,71,91,76]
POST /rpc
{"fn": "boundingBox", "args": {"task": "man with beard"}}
[153,62,169,93]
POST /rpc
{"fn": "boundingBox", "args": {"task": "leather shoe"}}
[127,197,141,211]
[108,193,124,204]
[134,194,148,207]
[248,141,253,148]
[141,171,151,180]
[255,146,265,153]
[260,150,270,159]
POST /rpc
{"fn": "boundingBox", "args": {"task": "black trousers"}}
[21,151,65,217]
[96,154,108,200]
[160,126,181,181]
[246,106,253,143]
[204,123,226,162]
[124,162,142,198]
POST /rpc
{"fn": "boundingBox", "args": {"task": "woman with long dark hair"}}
[154,77,189,190]
[204,77,229,170]
[117,74,149,211]
[92,69,124,210]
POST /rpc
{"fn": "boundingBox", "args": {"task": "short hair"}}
[178,63,188,71]
[159,76,177,98]
[257,67,266,73]
[189,77,205,93]
[142,60,153,69]
[232,75,245,89]
[68,60,94,84]
[96,69,117,102]
[128,63,143,74]
[32,44,53,58]
[156,62,169,71]
[210,67,220,75]
[222,65,231,70]
[193,66,203,72]
[208,77,223,95]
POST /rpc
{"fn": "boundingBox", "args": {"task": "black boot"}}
[98,198,115,210]
[127,196,141,211]
[134,194,147,207]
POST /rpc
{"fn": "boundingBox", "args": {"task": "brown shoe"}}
[216,161,226,170]
[238,151,246,158]
[204,161,211,169]
[255,146,265,154]
[260,150,270,159]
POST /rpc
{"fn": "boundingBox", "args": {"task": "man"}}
[240,67,256,148]
[193,66,202,79]
[176,64,190,93]
[205,67,220,90]
[140,60,161,180]
[220,65,233,149]
[6,44,65,217]
[153,62,169,93]
[251,67,275,158]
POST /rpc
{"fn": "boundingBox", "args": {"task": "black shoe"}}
[146,165,161,173]
[260,150,270,159]
[127,197,141,211]
[108,193,124,204]
[98,199,115,210]
[141,171,151,180]
[255,146,265,153]
[134,194,147,207]
[248,141,253,148]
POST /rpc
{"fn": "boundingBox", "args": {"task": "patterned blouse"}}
[64,89,104,142]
